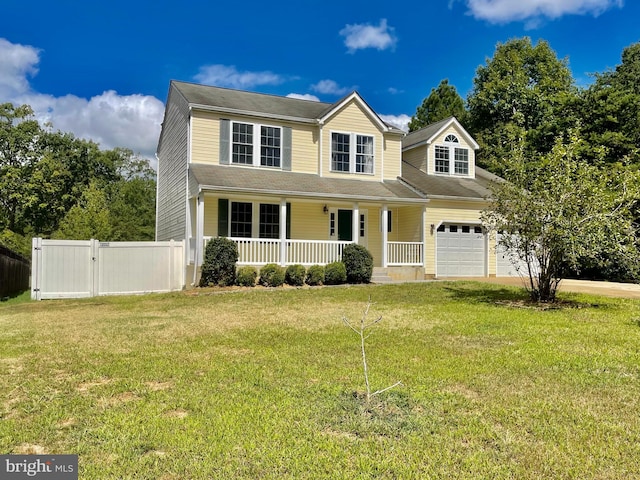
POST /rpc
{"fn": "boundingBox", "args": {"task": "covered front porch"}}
[188,195,426,269]
[186,163,429,278]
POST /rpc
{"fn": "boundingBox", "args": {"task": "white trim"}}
[352,203,360,245]
[228,120,283,168]
[381,204,388,267]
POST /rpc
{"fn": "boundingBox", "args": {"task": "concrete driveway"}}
[448,277,640,299]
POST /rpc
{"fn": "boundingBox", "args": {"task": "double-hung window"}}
[331,132,374,174]
[434,134,469,176]
[231,122,281,168]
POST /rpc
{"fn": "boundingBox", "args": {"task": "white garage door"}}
[436,224,486,277]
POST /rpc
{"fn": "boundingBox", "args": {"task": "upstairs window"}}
[260,126,281,167]
[232,123,253,165]
[231,122,281,168]
[331,133,350,172]
[434,133,469,176]
[435,145,449,173]
[331,132,374,174]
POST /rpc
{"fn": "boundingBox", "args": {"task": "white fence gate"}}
[31,238,185,300]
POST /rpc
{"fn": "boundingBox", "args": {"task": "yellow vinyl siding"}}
[403,146,426,171]
[289,202,328,240]
[383,135,402,179]
[322,101,383,180]
[190,110,318,173]
[203,195,218,237]
[191,111,219,165]
[424,200,490,276]
[291,125,318,174]
[398,206,423,242]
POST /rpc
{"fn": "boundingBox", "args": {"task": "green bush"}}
[342,243,374,283]
[305,265,325,286]
[324,261,347,285]
[199,237,238,287]
[258,263,285,287]
[285,264,306,286]
[236,266,257,287]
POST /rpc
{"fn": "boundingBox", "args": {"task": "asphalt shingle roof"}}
[400,161,499,200]
[189,163,426,203]
[402,117,455,149]
[172,81,404,133]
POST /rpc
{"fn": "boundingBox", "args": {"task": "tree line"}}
[411,37,640,299]
[0,104,156,258]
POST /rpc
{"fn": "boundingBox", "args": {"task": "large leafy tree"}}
[0,102,157,248]
[482,134,640,302]
[467,38,577,175]
[53,181,113,240]
[0,104,43,233]
[408,79,468,132]
[579,42,640,165]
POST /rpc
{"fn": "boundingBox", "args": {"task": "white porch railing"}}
[387,241,423,266]
[200,237,422,267]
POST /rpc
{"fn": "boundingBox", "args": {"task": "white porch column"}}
[381,204,388,267]
[352,202,359,245]
[196,192,204,266]
[421,206,427,270]
[280,199,287,266]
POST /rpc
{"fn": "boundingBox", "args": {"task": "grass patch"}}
[1,282,639,478]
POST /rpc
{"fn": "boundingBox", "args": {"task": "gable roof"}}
[400,161,500,201]
[189,163,426,204]
[402,117,479,151]
[171,81,403,133]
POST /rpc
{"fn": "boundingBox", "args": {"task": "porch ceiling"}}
[189,163,427,203]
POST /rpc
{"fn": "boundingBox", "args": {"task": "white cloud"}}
[0,38,164,164]
[194,64,285,89]
[311,79,356,96]
[379,114,411,132]
[286,93,321,102]
[339,19,398,54]
[0,38,40,98]
[465,0,623,24]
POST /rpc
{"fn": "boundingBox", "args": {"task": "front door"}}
[337,209,353,241]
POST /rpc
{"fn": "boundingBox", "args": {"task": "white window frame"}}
[230,121,282,168]
[228,201,282,238]
[434,134,469,177]
[330,131,375,175]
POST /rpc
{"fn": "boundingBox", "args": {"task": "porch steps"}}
[371,268,394,284]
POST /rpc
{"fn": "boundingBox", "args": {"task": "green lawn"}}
[1,282,639,479]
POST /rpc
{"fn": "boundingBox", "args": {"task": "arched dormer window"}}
[435,133,469,175]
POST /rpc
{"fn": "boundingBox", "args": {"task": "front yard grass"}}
[1,282,639,479]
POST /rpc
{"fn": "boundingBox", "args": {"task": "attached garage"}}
[436,223,486,277]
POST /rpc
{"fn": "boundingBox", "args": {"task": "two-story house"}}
[156,81,512,283]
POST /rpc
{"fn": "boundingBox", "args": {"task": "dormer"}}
[401,117,479,179]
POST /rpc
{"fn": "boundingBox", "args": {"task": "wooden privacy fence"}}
[0,245,30,298]
[31,238,185,300]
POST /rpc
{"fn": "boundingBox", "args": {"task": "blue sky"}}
[1,0,637,166]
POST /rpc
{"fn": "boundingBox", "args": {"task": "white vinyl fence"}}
[31,238,185,300]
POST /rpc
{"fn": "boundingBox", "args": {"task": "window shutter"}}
[286,202,291,239]
[219,119,230,165]
[282,126,292,171]
[218,199,229,236]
